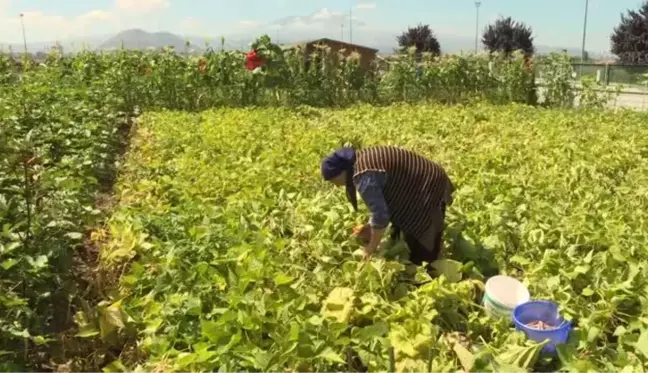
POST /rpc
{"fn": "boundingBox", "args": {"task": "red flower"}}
[245,49,265,71]
[524,56,533,73]
[198,57,207,74]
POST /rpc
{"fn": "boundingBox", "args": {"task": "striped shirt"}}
[353,146,453,240]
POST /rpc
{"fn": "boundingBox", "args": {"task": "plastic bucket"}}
[513,300,572,355]
[483,275,530,319]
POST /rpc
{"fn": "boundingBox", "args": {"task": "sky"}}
[0,0,645,53]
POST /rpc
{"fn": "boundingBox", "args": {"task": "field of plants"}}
[84,104,647,372]
[1,37,647,372]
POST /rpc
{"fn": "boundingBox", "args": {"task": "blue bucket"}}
[512,300,572,355]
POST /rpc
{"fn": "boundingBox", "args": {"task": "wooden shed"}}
[282,38,378,70]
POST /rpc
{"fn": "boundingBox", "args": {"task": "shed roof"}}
[281,38,379,53]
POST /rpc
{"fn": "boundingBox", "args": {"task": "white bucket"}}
[483,275,530,319]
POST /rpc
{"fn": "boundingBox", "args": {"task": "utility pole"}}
[580,0,589,64]
[341,24,345,41]
[474,1,482,53]
[349,7,353,43]
[20,13,28,54]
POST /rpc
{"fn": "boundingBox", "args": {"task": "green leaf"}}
[635,329,648,358]
[175,352,195,368]
[76,327,100,338]
[289,322,300,341]
[318,347,346,364]
[186,297,202,316]
[356,321,389,341]
[32,335,47,345]
[66,232,84,240]
[321,287,355,323]
[1,259,18,270]
[586,326,600,343]
[28,255,48,269]
[0,242,20,255]
[274,273,295,286]
[430,259,463,283]
[103,360,126,372]
[99,301,125,339]
[200,319,222,343]
[453,343,475,372]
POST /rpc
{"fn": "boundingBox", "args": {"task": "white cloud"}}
[268,8,366,32]
[311,8,342,20]
[355,3,376,10]
[0,9,117,43]
[114,0,170,13]
[238,20,261,28]
[77,10,114,23]
[180,16,202,34]
[0,0,174,45]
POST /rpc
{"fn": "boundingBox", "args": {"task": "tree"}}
[611,1,648,64]
[396,24,441,56]
[482,16,534,57]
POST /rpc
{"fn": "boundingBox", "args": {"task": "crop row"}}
[0,64,130,370]
[0,37,616,111]
[93,104,648,372]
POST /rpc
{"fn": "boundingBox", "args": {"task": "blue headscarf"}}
[321,147,358,211]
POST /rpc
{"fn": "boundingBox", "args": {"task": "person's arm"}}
[354,172,389,255]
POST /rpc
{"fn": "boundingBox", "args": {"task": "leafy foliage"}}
[538,53,621,108]
[611,1,648,64]
[0,52,129,370]
[0,35,630,370]
[85,104,648,372]
[482,16,535,57]
[3,35,613,111]
[396,24,441,56]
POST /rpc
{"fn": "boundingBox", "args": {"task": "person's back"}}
[321,145,454,265]
[353,146,452,240]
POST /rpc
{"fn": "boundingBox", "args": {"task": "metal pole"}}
[475,1,482,53]
[20,13,28,54]
[580,0,589,75]
[349,7,353,43]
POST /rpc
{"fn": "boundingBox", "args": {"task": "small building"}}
[282,38,378,70]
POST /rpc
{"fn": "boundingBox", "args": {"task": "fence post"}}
[604,64,610,86]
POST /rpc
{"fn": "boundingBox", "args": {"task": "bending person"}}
[320,146,454,266]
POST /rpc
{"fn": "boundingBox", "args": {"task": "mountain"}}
[99,29,200,51]
[0,36,107,54]
[0,27,604,59]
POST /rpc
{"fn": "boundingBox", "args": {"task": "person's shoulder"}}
[361,145,404,153]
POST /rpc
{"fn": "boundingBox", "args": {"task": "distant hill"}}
[1,27,605,59]
[0,36,107,53]
[99,29,200,51]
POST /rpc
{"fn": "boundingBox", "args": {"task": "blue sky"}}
[0,0,645,53]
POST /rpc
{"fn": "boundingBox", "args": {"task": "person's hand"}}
[352,224,371,245]
[362,244,377,260]
[363,226,385,260]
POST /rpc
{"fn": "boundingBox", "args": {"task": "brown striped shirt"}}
[353,146,453,240]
